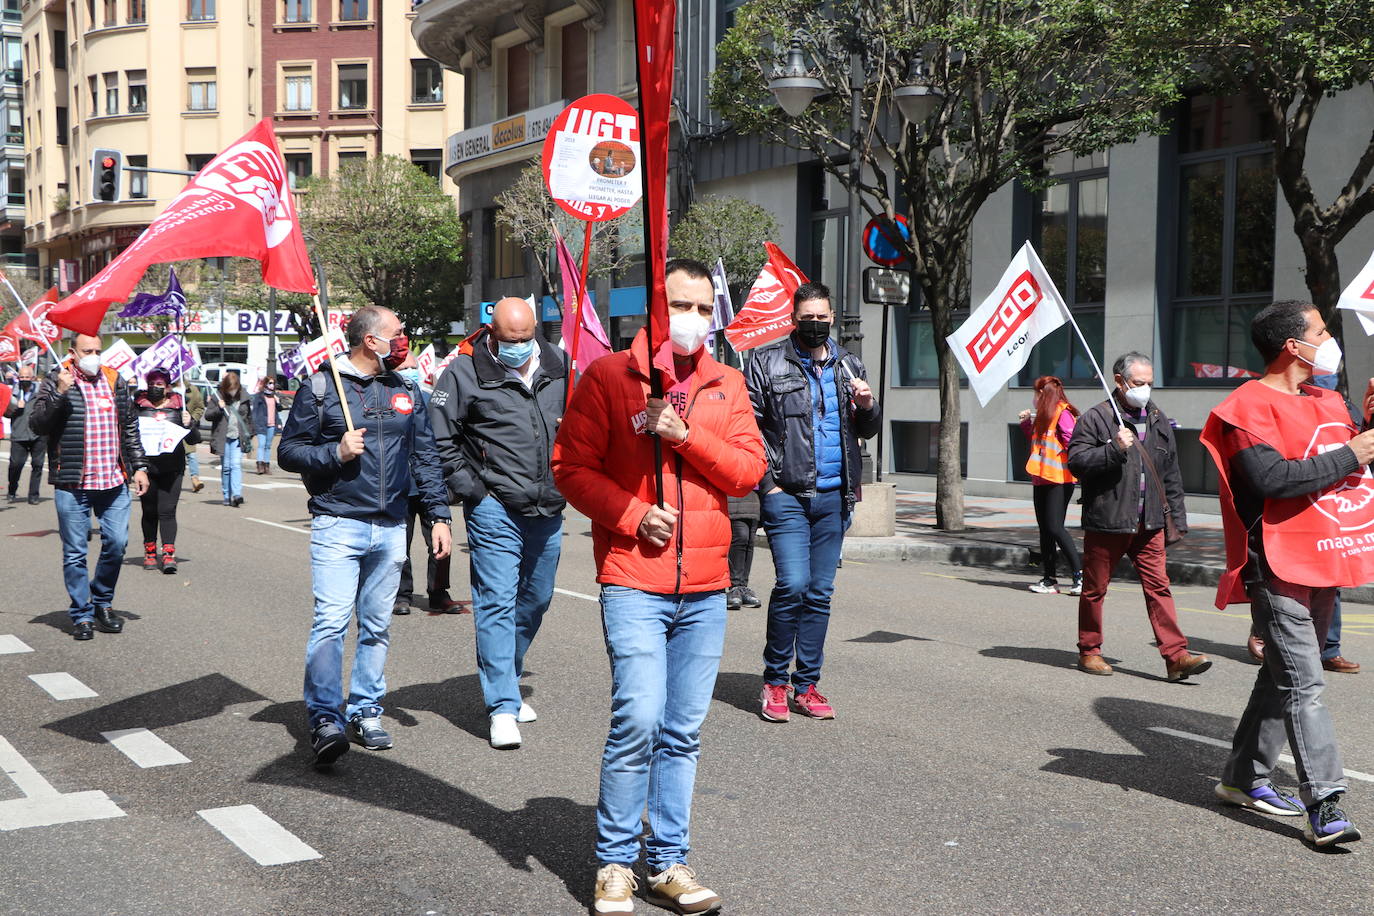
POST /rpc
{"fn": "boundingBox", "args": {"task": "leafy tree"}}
[298,155,465,337]
[670,196,782,289]
[711,0,1181,529]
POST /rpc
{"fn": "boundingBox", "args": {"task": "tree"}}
[298,156,465,337]
[711,0,1182,529]
[669,196,782,290]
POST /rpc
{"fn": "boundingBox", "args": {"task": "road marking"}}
[0,735,125,830]
[101,728,190,768]
[242,481,305,490]
[28,672,97,701]
[0,635,33,654]
[244,517,309,535]
[554,587,598,603]
[198,804,322,866]
[1149,727,1374,783]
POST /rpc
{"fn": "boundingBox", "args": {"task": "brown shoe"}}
[1166,652,1212,681]
[191,476,204,493]
[1247,634,1265,664]
[1078,653,1113,676]
[1323,655,1361,674]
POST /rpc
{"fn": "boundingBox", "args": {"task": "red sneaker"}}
[791,685,835,719]
[760,684,791,722]
[142,542,158,569]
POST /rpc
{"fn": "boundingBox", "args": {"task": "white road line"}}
[244,517,309,535]
[0,735,125,830]
[1149,727,1374,783]
[101,728,190,768]
[0,635,33,654]
[28,672,97,701]
[554,587,598,603]
[198,805,321,866]
[242,481,306,490]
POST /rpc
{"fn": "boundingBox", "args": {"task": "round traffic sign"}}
[862,215,911,268]
[541,94,644,222]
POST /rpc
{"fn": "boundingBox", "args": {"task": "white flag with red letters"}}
[948,242,1071,406]
[1337,249,1374,335]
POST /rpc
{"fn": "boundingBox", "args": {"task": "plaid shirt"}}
[76,371,126,490]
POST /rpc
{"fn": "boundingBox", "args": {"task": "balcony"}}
[410,0,520,71]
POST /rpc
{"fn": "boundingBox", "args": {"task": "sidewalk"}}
[835,489,1374,606]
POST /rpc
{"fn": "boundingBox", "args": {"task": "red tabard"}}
[1201,379,1374,608]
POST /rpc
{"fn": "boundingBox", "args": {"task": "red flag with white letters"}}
[2,287,60,345]
[724,243,809,352]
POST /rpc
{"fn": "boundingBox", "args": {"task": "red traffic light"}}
[100,156,115,168]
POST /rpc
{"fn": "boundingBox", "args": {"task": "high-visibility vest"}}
[1025,402,1075,484]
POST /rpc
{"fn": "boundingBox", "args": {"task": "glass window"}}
[488,209,525,280]
[283,67,312,111]
[7,166,23,205]
[890,421,967,476]
[127,154,147,198]
[3,36,19,84]
[561,23,587,99]
[4,102,19,144]
[126,69,146,112]
[285,153,311,188]
[411,59,442,104]
[187,0,214,20]
[337,150,365,168]
[2,0,19,23]
[88,75,97,114]
[410,149,441,181]
[338,0,366,20]
[55,106,68,145]
[127,0,145,23]
[103,72,118,115]
[102,0,116,26]
[717,0,748,42]
[284,0,311,23]
[187,154,213,173]
[187,68,216,110]
[1181,94,1271,154]
[505,44,529,115]
[337,64,367,109]
[53,31,66,70]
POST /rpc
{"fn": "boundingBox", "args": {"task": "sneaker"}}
[645,863,722,915]
[310,718,349,767]
[760,683,791,722]
[1304,793,1362,847]
[161,543,177,575]
[1063,573,1083,596]
[1029,578,1059,594]
[143,541,159,569]
[593,863,638,914]
[490,712,521,749]
[725,587,742,611]
[791,685,835,719]
[740,586,762,608]
[348,714,393,750]
[1214,782,1304,817]
[1165,652,1212,681]
[517,702,537,723]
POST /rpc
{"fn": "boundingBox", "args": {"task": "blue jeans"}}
[761,488,848,688]
[1323,591,1344,661]
[221,437,243,501]
[304,515,406,725]
[256,428,275,463]
[55,485,130,623]
[186,450,200,478]
[464,496,563,716]
[597,586,726,871]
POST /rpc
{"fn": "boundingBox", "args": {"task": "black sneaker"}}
[6,493,16,504]
[310,718,350,767]
[1304,793,1362,847]
[726,587,743,610]
[740,586,762,608]
[348,713,393,750]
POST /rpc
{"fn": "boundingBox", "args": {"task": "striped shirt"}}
[77,371,126,490]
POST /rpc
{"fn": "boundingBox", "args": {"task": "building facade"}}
[1,0,28,274]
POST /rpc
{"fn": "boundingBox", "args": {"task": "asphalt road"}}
[1,468,1372,914]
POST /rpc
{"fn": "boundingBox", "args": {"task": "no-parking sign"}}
[541,94,643,222]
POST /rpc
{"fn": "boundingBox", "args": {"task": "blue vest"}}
[802,351,843,492]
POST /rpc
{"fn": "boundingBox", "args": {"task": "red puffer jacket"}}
[553,330,766,594]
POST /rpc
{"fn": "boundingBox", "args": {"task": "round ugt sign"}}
[542,93,643,222]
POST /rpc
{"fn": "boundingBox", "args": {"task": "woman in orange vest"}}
[1019,375,1082,594]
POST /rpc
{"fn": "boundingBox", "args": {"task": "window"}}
[285,153,312,189]
[53,31,66,70]
[187,0,214,21]
[717,0,748,42]
[126,69,146,112]
[7,166,23,206]
[1019,149,1108,385]
[3,36,19,84]
[338,0,366,20]
[488,209,525,279]
[284,0,311,23]
[561,23,587,99]
[891,421,968,476]
[410,149,441,182]
[1169,94,1275,383]
[102,0,116,26]
[127,0,145,22]
[2,0,18,22]
[283,66,312,111]
[411,59,442,104]
[186,68,216,110]
[187,153,213,173]
[505,44,529,115]
[88,75,98,115]
[127,154,147,199]
[337,63,367,109]
[3,103,19,144]
[55,106,68,145]
[102,72,118,114]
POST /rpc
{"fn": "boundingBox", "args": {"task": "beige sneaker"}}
[593,863,638,914]
[645,863,722,914]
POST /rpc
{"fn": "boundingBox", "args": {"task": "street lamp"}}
[893,53,944,125]
[766,38,826,117]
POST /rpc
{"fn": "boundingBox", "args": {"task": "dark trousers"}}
[139,462,183,545]
[400,494,451,599]
[8,436,45,498]
[1077,525,1187,660]
[728,492,760,587]
[1032,482,1080,579]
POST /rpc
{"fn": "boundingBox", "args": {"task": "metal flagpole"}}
[0,273,61,363]
[1065,309,1126,429]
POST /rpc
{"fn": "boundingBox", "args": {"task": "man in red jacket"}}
[554,258,765,916]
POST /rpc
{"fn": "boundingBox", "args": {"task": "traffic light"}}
[91,148,123,202]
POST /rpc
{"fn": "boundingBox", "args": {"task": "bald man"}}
[430,296,569,749]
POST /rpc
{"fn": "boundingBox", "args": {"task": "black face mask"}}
[149,386,167,401]
[795,318,832,348]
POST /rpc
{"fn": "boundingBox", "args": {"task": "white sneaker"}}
[593,863,638,914]
[489,713,521,749]
[517,702,537,723]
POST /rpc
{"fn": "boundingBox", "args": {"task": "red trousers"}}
[1076,526,1188,661]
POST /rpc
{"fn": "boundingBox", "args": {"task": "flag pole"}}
[1064,309,1125,429]
[0,273,61,363]
[567,219,594,406]
[307,259,353,432]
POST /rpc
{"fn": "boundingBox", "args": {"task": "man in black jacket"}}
[279,306,452,766]
[746,282,881,722]
[429,296,567,749]
[7,364,46,504]
[28,334,149,640]
[1066,351,1210,681]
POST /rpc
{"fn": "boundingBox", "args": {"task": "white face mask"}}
[77,354,101,377]
[1122,383,1150,409]
[1296,337,1342,376]
[669,310,711,356]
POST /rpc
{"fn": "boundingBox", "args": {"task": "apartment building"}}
[1,0,30,272]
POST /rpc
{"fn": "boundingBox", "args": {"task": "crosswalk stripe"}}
[101,728,190,768]
[198,804,322,866]
[554,587,598,603]
[1149,727,1374,783]
[0,635,34,654]
[244,517,309,534]
[28,672,98,700]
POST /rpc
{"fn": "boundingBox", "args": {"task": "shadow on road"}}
[387,675,503,742]
[712,671,764,718]
[979,645,1167,682]
[846,629,931,644]
[44,673,267,741]
[28,608,144,632]
[1183,634,1258,667]
[249,746,598,906]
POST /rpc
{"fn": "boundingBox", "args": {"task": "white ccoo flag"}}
[1337,249,1374,335]
[948,242,1072,406]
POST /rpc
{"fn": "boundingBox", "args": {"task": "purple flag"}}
[118,268,187,320]
[127,333,199,383]
[554,226,612,372]
[278,342,307,380]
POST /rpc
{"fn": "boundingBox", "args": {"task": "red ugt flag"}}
[0,332,18,362]
[3,287,60,345]
[49,119,317,336]
[724,243,808,352]
[554,227,612,372]
[631,0,675,378]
